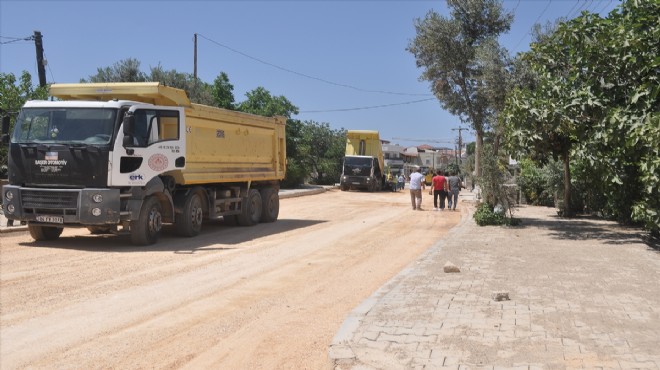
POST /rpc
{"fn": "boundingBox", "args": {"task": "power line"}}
[299,97,436,113]
[196,33,433,97]
[0,35,33,45]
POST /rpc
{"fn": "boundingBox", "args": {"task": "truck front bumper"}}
[2,186,121,225]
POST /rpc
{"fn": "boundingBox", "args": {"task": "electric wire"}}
[196,33,433,97]
[299,97,436,113]
[0,35,33,45]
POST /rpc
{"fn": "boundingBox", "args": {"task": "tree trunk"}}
[562,149,572,218]
[474,131,483,178]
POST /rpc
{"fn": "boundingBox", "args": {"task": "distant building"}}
[382,141,406,175]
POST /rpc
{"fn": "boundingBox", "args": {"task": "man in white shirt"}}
[408,166,426,210]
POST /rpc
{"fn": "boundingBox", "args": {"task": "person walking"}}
[409,166,426,210]
[447,171,462,211]
[397,174,405,191]
[430,170,448,211]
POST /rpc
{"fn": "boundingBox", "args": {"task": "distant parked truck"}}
[340,130,385,192]
[1,82,286,245]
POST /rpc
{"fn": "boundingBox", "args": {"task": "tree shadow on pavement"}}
[517,214,658,252]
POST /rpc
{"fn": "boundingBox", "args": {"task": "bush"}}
[473,203,505,226]
[473,203,521,226]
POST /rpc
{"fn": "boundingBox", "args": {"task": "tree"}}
[504,0,659,230]
[149,65,214,105]
[212,72,235,110]
[81,58,147,83]
[0,71,49,177]
[82,58,216,105]
[407,0,513,178]
[297,121,346,185]
[236,87,298,118]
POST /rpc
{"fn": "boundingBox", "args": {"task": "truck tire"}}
[340,184,349,191]
[260,187,279,223]
[237,189,262,226]
[28,225,63,241]
[130,196,162,245]
[175,189,204,237]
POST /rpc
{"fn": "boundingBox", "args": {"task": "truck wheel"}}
[175,190,204,237]
[130,196,162,245]
[260,187,279,223]
[237,189,262,226]
[340,184,349,191]
[28,225,63,241]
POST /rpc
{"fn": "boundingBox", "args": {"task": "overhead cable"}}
[299,97,436,113]
[196,33,433,97]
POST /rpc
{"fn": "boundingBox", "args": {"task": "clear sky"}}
[0,0,619,148]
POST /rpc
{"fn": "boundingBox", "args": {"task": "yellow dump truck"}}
[1,82,286,245]
[340,130,385,192]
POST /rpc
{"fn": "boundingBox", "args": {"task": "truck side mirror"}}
[122,112,135,148]
[1,115,10,145]
[122,111,135,136]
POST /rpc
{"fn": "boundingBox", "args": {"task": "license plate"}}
[36,215,64,224]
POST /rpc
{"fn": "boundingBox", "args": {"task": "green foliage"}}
[236,87,298,118]
[477,143,517,217]
[517,158,562,207]
[407,0,514,175]
[0,71,49,177]
[503,0,659,232]
[473,202,521,226]
[82,58,147,83]
[212,72,235,110]
[298,121,346,185]
[149,65,214,105]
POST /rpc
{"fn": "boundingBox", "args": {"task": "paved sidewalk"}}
[330,197,660,369]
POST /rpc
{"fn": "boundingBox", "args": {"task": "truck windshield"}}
[12,108,117,144]
[344,156,373,167]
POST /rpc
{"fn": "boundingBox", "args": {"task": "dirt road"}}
[0,189,461,369]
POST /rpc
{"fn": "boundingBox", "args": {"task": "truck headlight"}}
[6,204,15,214]
[5,190,14,200]
[92,194,103,203]
[91,208,102,216]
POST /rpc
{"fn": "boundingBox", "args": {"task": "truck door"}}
[109,105,186,187]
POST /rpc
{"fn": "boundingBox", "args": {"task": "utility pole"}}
[451,127,468,164]
[193,33,198,80]
[33,31,47,87]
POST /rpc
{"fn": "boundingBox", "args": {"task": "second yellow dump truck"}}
[1,82,286,245]
[340,130,385,192]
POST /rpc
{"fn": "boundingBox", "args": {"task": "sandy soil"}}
[0,189,461,369]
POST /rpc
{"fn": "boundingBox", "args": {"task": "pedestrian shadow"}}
[517,214,655,250]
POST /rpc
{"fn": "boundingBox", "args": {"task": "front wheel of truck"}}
[175,189,204,237]
[237,189,262,226]
[28,225,63,241]
[130,196,162,245]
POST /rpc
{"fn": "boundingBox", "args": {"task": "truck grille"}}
[21,190,79,215]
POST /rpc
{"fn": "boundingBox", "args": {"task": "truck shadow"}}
[18,218,326,253]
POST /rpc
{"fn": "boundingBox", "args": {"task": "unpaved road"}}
[1,189,461,369]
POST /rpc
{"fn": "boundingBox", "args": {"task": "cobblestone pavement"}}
[330,198,660,369]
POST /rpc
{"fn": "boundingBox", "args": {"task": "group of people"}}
[407,166,462,211]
